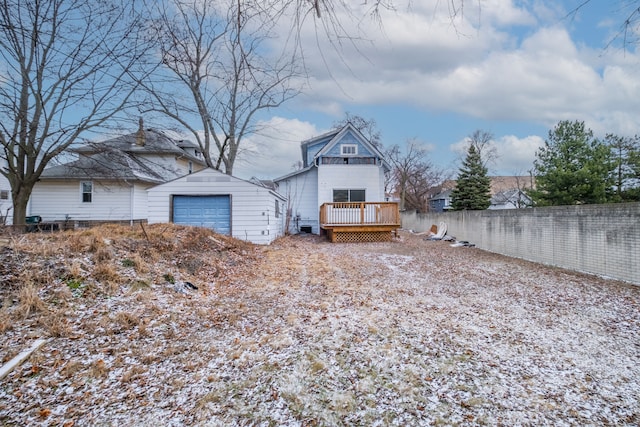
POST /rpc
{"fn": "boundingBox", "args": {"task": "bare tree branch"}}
[0,0,152,225]
[143,0,302,175]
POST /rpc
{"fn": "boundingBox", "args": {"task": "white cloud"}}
[493,134,544,174]
[233,117,320,180]
[283,1,640,139]
[448,133,544,176]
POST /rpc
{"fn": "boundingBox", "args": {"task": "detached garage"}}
[147,168,286,245]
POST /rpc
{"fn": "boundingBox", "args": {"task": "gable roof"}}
[300,123,390,171]
[149,167,287,201]
[490,189,532,206]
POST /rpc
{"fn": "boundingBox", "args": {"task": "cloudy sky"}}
[232,0,640,181]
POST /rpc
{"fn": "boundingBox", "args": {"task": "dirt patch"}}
[1,227,639,425]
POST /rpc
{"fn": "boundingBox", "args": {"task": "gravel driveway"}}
[1,229,639,425]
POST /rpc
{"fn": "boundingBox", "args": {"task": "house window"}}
[188,161,193,174]
[275,200,280,218]
[333,189,365,202]
[81,181,93,203]
[341,144,357,155]
[0,190,8,200]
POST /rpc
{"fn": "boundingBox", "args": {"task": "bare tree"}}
[145,0,302,176]
[332,112,382,149]
[387,140,445,212]
[569,1,640,49]
[0,0,150,226]
[466,129,498,169]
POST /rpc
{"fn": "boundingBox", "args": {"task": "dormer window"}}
[341,144,357,155]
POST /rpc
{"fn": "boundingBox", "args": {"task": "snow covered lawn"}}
[1,227,639,425]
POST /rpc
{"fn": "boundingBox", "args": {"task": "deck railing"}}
[320,202,400,226]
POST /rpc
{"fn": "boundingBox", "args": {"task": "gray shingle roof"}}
[41,128,203,183]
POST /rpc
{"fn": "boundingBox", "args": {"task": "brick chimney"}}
[135,117,145,146]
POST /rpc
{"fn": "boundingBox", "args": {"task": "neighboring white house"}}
[0,158,12,225]
[489,189,533,210]
[147,168,287,245]
[274,123,390,234]
[30,122,206,224]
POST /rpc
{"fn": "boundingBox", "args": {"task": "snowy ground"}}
[1,226,639,426]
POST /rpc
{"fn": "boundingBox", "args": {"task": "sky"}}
[232,0,640,181]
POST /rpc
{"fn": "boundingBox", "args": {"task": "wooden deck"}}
[319,202,401,243]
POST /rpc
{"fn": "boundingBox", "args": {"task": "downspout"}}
[314,157,320,234]
[124,179,134,226]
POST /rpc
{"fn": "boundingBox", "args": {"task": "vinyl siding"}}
[324,133,373,156]
[276,168,319,234]
[30,180,148,222]
[147,168,285,245]
[318,164,385,205]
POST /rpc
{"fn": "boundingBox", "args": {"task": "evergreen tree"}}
[531,120,614,206]
[605,134,640,202]
[450,145,491,210]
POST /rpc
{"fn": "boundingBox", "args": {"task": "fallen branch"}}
[0,338,49,380]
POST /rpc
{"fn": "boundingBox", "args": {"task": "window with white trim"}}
[341,144,357,155]
[0,190,8,200]
[81,181,93,203]
[275,200,280,218]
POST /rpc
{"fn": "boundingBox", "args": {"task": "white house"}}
[29,122,207,225]
[489,189,533,210]
[147,168,286,245]
[274,123,391,235]
[0,158,12,225]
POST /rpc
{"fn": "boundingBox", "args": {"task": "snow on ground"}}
[0,227,639,426]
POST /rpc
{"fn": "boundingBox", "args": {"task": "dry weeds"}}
[0,226,638,426]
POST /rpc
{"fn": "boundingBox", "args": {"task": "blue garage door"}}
[173,195,231,235]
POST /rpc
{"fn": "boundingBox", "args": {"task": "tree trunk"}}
[11,186,32,226]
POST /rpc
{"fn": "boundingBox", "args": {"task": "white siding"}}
[132,183,151,220]
[147,168,286,245]
[30,180,149,222]
[0,165,12,225]
[276,168,319,234]
[318,164,385,205]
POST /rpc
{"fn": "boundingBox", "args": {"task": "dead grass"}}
[61,360,83,378]
[93,262,120,285]
[114,311,140,330]
[94,246,112,262]
[41,310,72,337]
[121,365,146,383]
[17,284,47,318]
[0,310,11,334]
[90,359,109,378]
[1,230,639,426]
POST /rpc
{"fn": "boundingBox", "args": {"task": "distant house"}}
[429,176,535,212]
[29,121,207,225]
[274,123,393,236]
[429,189,454,212]
[147,168,286,245]
[489,189,533,210]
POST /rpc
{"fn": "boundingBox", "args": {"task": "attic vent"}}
[135,117,145,146]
